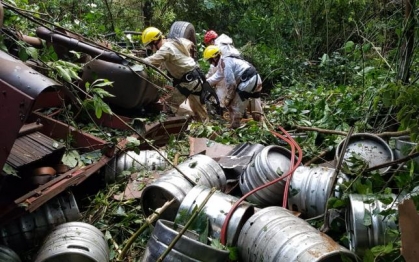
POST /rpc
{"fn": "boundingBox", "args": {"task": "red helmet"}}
[204,30,218,44]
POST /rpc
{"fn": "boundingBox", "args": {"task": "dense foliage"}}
[2,0,419,261]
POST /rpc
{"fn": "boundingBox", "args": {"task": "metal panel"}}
[29,111,110,152]
[0,51,60,98]
[0,79,34,169]
[142,116,190,148]
[0,51,61,169]
[6,132,65,169]
[81,59,159,109]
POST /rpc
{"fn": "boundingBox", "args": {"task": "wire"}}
[219,126,303,245]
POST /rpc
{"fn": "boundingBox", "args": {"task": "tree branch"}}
[294,125,410,138]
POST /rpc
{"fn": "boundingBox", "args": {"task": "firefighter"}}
[141,26,209,121]
[203,45,262,129]
[204,30,262,121]
[203,30,241,57]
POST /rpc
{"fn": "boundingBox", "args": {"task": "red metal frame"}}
[0,79,35,168]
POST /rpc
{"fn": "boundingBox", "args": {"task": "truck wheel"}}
[168,21,197,60]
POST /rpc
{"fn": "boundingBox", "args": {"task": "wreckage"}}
[1,2,418,262]
[0,2,196,259]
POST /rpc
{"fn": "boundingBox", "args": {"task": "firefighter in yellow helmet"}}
[141,27,218,121]
[204,45,263,129]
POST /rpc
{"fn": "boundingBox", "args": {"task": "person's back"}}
[204,45,262,128]
[144,38,196,79]
[142,27,208,121]
[214,34,240,58]
[204,30,241,108]
[222,56,252,87]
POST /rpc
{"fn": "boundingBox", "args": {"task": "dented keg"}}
[0,191,81,251]
[176,185,254,246]
[239,145,297,206]
[0,245,21,262]
[336,133,394,175]
[35,222,109,262]
[346,194,398,256]
[141,154,226,221]
[238,206,358,262]
[288,166,341,218]
[220,143,265,179]
[141,219,230,262]
[104,150,168,182]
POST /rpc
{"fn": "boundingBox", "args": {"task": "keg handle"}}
[67,245,90,252]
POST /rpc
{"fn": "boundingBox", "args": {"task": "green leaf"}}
[95,104,103,119]
[104,230,112,240]
[114,206,127,216]
[56,65,72,82]
[26,47,39,60]
[62,150,81,168]
[354,180,372,194]
[18,47,29,61]
[228,246,238,260]
[92,88,115,98]
[363,249,375,262]
[80,150,102,165]
[210,238,227,250]
[344,41,355,52]
[91,79,114,87]
[377,195,394,205]
[320,53,329,66]
[126,137,141,147]
[199,218,209,244]
[362,43,372,52]
[67,68,81,80]
[0,36,8,52]
[370,242,394,256]
[363,208,372,226]
[327,197,346,208]
[2,163,19,177]
[69,50,81,59]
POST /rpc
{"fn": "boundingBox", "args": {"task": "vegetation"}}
[1,0,419,261]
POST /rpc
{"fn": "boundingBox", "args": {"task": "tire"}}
[167,21,197,60]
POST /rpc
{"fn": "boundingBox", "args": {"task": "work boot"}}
[230,120,241,129]
[252,113,261,122]
[230,113,242,129]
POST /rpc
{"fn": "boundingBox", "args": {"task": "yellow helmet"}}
[203,45,221,60]
[142,27,162,46]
